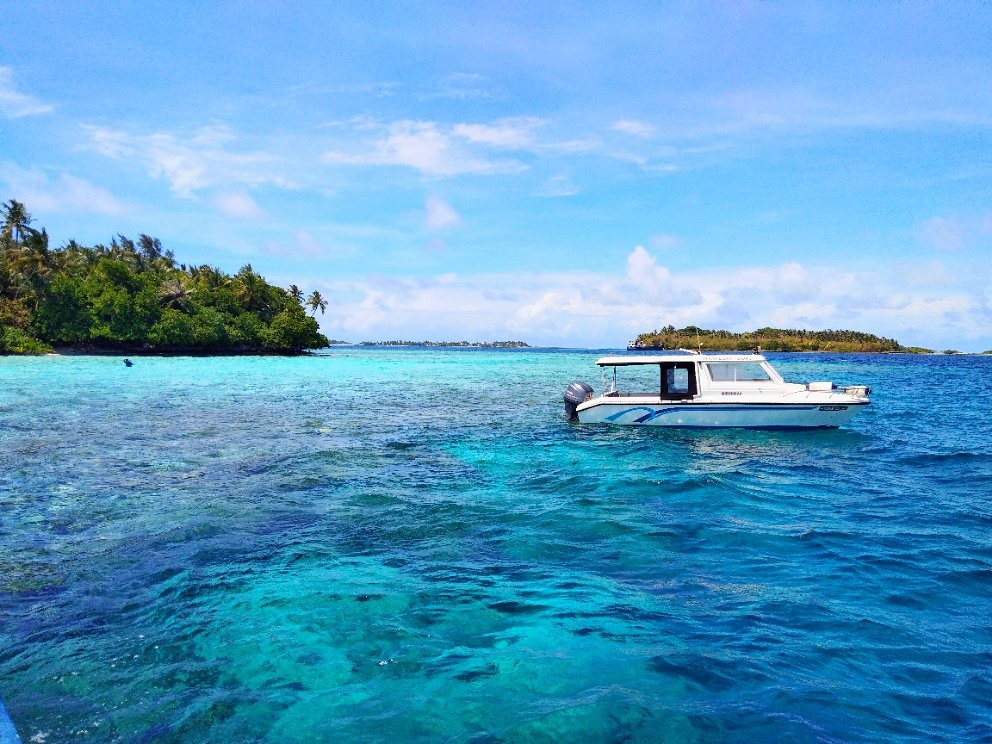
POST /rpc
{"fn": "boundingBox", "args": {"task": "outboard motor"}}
[564,381,594,421]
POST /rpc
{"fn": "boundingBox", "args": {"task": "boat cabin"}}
[595,353,784,399]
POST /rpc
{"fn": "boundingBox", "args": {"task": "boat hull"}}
[576,400,868,428]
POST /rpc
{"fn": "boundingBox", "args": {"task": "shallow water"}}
[1,350,990,742]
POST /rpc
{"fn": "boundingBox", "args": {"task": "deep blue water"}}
[1,350,990,742]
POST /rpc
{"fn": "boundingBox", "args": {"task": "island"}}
[630,325,933,353]
[0,200,328,355]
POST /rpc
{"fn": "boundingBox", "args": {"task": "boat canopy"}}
[595,353,766,367]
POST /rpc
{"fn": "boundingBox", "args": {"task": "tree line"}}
[632,325,918,352]
[0,199,329,354]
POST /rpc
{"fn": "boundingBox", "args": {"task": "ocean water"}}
[1,349,990,743]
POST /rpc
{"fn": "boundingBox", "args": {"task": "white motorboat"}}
[564,351,871,428]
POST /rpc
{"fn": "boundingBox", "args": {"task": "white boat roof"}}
[596,353,767,366]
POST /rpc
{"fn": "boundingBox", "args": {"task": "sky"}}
[1,1,990,349]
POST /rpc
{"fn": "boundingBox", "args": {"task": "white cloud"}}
[291,80,401,97]
[649,233,679,250]
[612,120,656,139]
[897,260,959,288]
[453,117,545,148]
[917,216,965,252]
[424,196,460,231]
[915,213,992,257]
[369,122,459,174]
[0,66,54,118]
[84,124,292,197]
[0,162,125,216]
[626,244,671,287]
[295,230,327,258]
[428,72,493,101]
[213,191,266,219]
[600,86,992,172]
[540,138,601,154]
[324,120,528,177]
[536,174,578,197]
[262,230,339,260]
[773,261,814,302]
[307,245,992,350]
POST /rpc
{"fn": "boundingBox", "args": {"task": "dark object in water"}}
[124,358,133,367]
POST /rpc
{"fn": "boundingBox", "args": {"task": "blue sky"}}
[2,1,990,349]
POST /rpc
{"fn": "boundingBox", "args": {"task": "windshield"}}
[705,362,771,382]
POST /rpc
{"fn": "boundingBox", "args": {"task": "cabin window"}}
[604,362,697,397]
[607,364,662,396]
[660,362,697,398]
[705,362,771,382]
[667,366,690,395]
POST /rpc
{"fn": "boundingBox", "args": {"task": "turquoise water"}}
[1,349,990,742]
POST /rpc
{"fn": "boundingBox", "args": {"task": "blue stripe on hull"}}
[604,404,820,423]
[585,402,859,428]
[631,424,841,430]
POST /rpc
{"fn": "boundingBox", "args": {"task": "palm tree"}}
[288,284,304,304]
[159,277,193,311]
[10,228,52,311]
[193,265,227,290]
[1,199,34,252]
[138,234,163,260]
[233,264,268,311]
[109,234,143,272]
[53,242,87,276]
[306,290,327,317]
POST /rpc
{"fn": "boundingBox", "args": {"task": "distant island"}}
[355,340,530,348]
[631,325,933,353]
[0,199,328,355]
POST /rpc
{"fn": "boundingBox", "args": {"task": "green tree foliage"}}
[264,305,324,351]
[34,276,92,342]
[633,325,913,353]
[0,325,52,354]
[0,200,329,355]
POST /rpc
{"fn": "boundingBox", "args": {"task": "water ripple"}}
[1,350,990,741]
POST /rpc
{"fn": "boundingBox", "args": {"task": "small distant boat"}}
[626,339,663,350]
[564,351,871,429]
